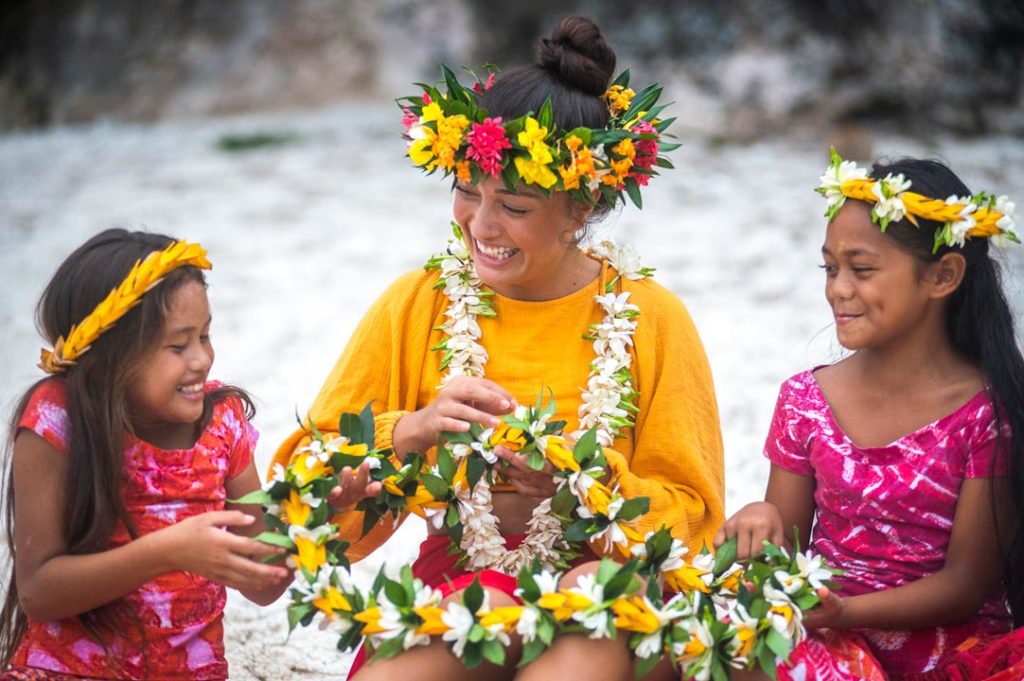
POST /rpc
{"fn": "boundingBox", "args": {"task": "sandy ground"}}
[1,103,1022,679]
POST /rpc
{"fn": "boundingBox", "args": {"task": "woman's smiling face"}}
[453,177,593,301]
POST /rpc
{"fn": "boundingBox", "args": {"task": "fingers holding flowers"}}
[394,376,517,454]
[495,445,559,498]
[328,461,383,511]
[802,587,846,630]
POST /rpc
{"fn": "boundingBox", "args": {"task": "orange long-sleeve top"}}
[272,260,724,561]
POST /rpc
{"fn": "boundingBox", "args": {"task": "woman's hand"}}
[495,446,559,498]
[393,376,516,454]
[328,461,383,511]
[803,587,846,630]
[158,510,289,591]
[713,501,784,559]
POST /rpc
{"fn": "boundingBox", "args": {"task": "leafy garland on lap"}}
[241,403,840,679]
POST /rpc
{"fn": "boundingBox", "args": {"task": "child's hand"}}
[328,462,383,510]
[713,501,784,559]
[803,586,846,630]
[160,510,289,591]
[495,445,559,498]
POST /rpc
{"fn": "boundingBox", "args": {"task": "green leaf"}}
[516,570,541,602]
[467,456,486,489]
[421,473,449,500]
[526,450,545,471]
[253,532,295,551]
[383,579,408,608]
[596,557,619,583]
[287,602,315,632]
[625,177,643,209]
[338,411,361,442]
[438,447,456,481]
[765,628,792,660]
[229,489,274,506]
[464,578,484,614]
[634,653,661,679]
[573,428,598,462]
[359,402,377,446]
[370,635,406,661]
[518,639,546,667]
[482,639,506,666]
[713,535,738,574]
[616,497,650,522]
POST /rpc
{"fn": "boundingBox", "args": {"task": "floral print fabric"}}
[9,379,257,680]
[765,370,1012,677]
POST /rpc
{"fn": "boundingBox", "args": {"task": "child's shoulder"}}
[776,368,824,404]
[18,377,70,452]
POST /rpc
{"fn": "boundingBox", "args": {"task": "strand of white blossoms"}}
[426,227,653,573]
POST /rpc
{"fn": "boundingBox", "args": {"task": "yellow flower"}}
[420,101,443,123]
[600,138,636,188]
[435,114,470,171]
[289,452,331,487]
[337,443,369,457]
[282,488,312,527]
[456,160,472,182]
[544,436,580,472]
[603,85,635,115]
[490,423,526,452]
[517,117,554,164]
[612,596,660,634]
[515,157,558,189]
[292,533,327,574]
[382,475,404,497]
[354,606,387,634]
[537,592,578,622]
[733,625,755,659]
[451,458,470,490]
[559,136,597,191]
[409,129,438,169]
[479,606,524,633]
[585,481,613,513]
[312,586,351,619]
[682,630,707,658]
[414,605,449,635]
[405,483,446,519]
[664,564,712,594]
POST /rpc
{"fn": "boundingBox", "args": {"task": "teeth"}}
[475,239,518,260]
[178,383,203,394]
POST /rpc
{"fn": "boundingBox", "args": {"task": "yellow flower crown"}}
[399,66,679,208]
[39,240,212,374]
[816,147,1018,251]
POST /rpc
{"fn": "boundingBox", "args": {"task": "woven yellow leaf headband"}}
[39,240,212,374]
[816,147,1018,252]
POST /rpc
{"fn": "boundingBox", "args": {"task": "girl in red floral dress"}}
[0,229,377,680]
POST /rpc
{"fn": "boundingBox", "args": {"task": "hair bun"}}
[537,16,616,97]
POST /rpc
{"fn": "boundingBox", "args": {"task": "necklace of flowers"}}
[424,222,655,574]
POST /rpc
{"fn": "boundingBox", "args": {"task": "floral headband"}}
[39,240,211,374]
[816,147,1018,251]
[399,66,679,208]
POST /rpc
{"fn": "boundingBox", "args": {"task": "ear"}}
[926,252,967,299]
[567,197,594,230]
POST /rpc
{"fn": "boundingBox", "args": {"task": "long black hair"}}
[871,158,1024,625]
[0,228,254,667]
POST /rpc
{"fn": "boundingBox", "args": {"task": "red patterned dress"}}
[5,379,257,680]
[765,370,1024,681]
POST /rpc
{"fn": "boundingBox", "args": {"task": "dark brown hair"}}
[481,15,618,226]
[0,228,254,668]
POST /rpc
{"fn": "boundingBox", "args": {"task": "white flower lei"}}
[427,225,652,573]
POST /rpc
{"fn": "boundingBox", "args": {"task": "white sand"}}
[1,104,1022,679]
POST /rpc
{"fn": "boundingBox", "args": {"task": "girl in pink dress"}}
[0,229,377,680]
[715,156,1024,680]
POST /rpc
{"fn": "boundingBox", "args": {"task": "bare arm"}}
[14,430,288,621]
[715,464,816,558]
[806,477,1009,630]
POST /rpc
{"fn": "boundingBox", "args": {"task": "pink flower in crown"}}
[401,107,419,131]
[466,117,512,178]
[628,119,659,187]
[472,73,497,95]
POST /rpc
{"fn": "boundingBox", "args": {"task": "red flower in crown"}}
[465,117,511,178]
[628,120,659,187]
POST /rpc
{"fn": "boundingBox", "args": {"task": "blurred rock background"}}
[3,0,1022,145]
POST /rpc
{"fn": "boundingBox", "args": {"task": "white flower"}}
[441,601,476,657]
[763,583,805,644]
[795,550,832,590]
[944,195,978,247]
[671,618,716,681]
[593,238,648,280]
[817,157,868,211]
[870,173,911,226]
[516,605,541,642]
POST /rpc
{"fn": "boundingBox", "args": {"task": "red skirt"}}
[778,626,1024,681]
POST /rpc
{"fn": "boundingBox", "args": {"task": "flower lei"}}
[241,412,839,680]
[422,223,653,571]
[817,146,1019,251]
[400,66,679,209]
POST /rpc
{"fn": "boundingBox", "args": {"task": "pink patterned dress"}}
[6,379,257,680]
[765,369,1023,680]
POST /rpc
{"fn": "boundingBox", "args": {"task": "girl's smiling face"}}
[125,280,214,448]
[453,177,594,301]
[821,201,939,351]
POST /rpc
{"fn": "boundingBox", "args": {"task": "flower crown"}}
[39,240,211,374]
[817,147,1018,251]
[399,66,679,208]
